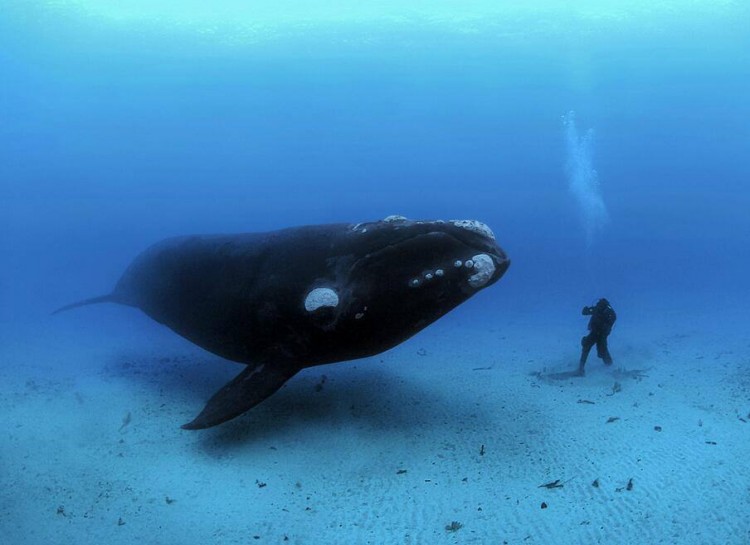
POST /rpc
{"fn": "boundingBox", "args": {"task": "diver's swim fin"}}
[181,363,300,430]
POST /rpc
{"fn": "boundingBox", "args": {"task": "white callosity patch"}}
[450,219,495,240]
[467,254,495,288]
[382,215,408,223]
[304,287,339,312]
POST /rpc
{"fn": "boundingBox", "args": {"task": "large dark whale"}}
[55,216,510,429]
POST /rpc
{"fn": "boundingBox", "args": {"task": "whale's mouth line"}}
[351,230,508,293]
[357,230,467,265]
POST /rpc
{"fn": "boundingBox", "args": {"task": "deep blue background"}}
[1,4,749,331]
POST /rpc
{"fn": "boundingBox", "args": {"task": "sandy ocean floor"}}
[1,304,749,544]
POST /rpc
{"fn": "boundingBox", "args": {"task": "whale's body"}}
[55,217,510,429]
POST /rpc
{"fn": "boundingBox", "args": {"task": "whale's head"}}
[302,216,510,361]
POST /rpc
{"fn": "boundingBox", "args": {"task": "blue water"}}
[3,2,748,326]
[1,2,749,543]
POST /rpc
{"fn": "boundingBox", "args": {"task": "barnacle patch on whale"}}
[382,215,408,223]
[450,220,495,240]
[467,254,495,288]
[304,287,339,312]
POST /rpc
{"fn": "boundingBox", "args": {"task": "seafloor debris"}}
[538,479,564,489]
[606,416,620,424]
[613,367,651,381]
[445,521,463,533]
[592,478,600,488]
[119,411,132,432]
[577,399,596,404]
[606,382,622,396]
[615,478,634,492]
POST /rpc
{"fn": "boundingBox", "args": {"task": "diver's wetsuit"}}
[578,298,616,374]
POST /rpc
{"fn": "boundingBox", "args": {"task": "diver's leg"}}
[578,335,594,375]
[597,337,613,365]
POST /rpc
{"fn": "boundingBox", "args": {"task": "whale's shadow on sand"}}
[102,349,531,451]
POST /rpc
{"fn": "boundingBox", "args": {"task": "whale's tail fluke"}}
[52,294,116,315]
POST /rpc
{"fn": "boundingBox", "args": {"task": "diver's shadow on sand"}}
[537,369,582,381]
[531,364,651,384]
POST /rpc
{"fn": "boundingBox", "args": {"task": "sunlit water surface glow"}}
[22,0,745,46]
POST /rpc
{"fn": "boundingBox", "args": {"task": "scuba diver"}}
[577,298,616,376]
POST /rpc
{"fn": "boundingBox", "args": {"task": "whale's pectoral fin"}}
[181,363,299,430]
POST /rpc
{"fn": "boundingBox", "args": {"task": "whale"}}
[54,216,510,429]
